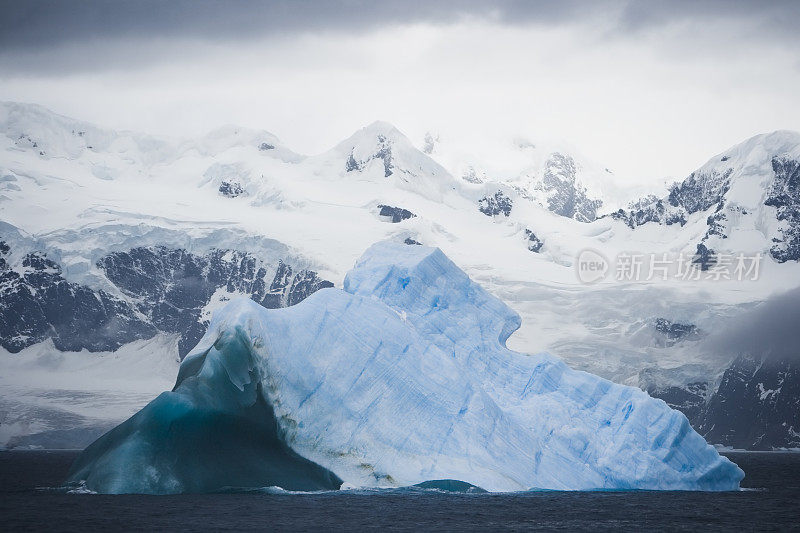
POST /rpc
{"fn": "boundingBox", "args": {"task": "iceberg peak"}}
[344,241,521,349]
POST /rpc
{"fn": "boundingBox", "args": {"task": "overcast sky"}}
[1,0,799,184]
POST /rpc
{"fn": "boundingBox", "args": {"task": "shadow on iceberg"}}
[68,241,744,494]
[67,328,342,494]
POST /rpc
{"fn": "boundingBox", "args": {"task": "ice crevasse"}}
[68,241,744,493]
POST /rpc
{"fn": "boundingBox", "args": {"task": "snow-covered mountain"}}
[611,130,800,266]
[423,131,654,221]
[1,101,799,450]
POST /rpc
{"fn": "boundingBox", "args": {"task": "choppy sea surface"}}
[1,450,798,531]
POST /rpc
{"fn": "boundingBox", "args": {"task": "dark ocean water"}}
[1,451,799,532]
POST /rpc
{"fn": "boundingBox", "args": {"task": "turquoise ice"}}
[68,242,744,493]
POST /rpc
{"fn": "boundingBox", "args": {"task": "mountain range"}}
[0,101,798,451]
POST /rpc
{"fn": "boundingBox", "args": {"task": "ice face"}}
[67,327,342,494]
[68,242,744,493]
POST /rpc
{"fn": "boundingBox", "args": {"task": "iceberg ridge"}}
[68,241,744,493]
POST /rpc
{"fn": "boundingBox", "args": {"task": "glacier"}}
[67,241,744,493]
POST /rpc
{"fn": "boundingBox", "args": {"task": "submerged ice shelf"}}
[68,242,744,494]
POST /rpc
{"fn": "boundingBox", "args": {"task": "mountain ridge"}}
[1,101,799,451]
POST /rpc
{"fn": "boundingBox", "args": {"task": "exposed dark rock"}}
[0,240,10,270]
[765,156,800,262]
[260,260,293,309]
[0,250,156,353]
[375,135,393,177]
[610,195,689,228]
[654,318,700,345]
[615,166,733,229]
[524,229,543,252]
[666,211,687,226]
[98,247,333,357]
[219,181,245,198]
[403,238,422,246]
[287,268,332,307]
[22,252,60,272]
[692,243,716,271]
[705,204,728,239]
[258,142,275,151]
[345,151,361,172]
[0,240,332,358]
[345,134,393,177]
[668,168,733,214]
[538,153,602,222]
[610,193,687,227]
[478,191,513,217]
[377,204,416,223]
[698,354,800,450]
[611,195,666,228]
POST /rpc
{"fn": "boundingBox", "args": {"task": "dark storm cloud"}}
[705,287,800,361]
[618,0,800,35]
[0,0,585,49]
[0,0,798,74]
[0,0,586,74]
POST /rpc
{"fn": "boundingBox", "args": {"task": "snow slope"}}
[68,242,743,493]
[612,130,800,263]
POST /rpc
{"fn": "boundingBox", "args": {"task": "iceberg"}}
[68,242,744,493]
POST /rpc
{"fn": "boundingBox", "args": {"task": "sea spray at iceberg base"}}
[67,242,744,494]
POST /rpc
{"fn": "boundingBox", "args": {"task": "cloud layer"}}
[1,0,799,184]
[705,287,800,361]
[2,0,799,69]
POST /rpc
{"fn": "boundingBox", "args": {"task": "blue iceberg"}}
[68,242,744,493]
